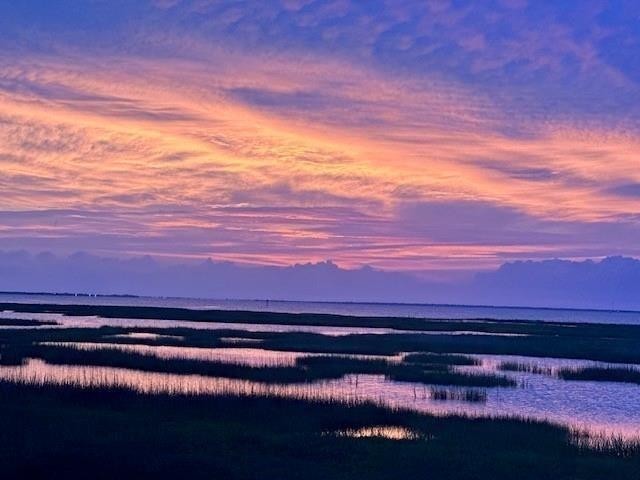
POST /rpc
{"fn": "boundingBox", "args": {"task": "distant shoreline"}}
[2,300,640,330]
[0,290,639,316]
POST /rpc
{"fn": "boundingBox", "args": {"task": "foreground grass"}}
[0,381,638,480]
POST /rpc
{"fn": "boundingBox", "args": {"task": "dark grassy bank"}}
[403,352,480,366]
[386,368,513,387]
[498,362,554,375]
[257,330,640,365]
[557,366,640,385]
[0,318,58,327]
[0,380,638,480]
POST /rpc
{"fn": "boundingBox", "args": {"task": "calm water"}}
[3,292,640,324]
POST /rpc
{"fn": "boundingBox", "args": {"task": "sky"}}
[1,1,640,287]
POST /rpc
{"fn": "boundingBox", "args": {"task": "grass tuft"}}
[557,366,640,385]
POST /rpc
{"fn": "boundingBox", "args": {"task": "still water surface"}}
[3,292,640,324]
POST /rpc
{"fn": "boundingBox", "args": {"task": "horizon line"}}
[1,290,639,317]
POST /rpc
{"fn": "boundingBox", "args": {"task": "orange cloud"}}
[1,50,639,272]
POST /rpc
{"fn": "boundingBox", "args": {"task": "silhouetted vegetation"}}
[0,318,58,326]
[497,362,554,375]
[9,344,515,387]
[4,314,640,364]
[403,352,480,366]
[1,304,640,478]
[388,368,514,387]
[297,355,515,387]
[429,387,487,402]
[570,429,640,458]
[0,380,637,480]
[0,346,28,365]
[24,344,316,384]
[557,366,640,385]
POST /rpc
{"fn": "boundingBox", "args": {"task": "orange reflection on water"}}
[330,426,422,440]
[108,333,185,341]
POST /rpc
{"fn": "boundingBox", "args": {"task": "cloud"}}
[604,183,640,199]
[474,256,640,309]
[1,250,640,310]
[0,1,639,276]
[1,53,639,272]
[470,159,559,182]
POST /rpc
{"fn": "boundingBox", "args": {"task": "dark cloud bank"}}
[1,251,639,311]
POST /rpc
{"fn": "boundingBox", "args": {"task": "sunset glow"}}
[2,1,639,275]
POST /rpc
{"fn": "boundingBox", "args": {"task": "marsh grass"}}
[557,366,640,385]
[13,345,517,388]
[296,355,515,387]
[1,304,640,478]
[0,346,28,366]
[328,425,423,440]
[0,380,637,479]
[569,429,640,458]
[403,352,480,366]
[4,314,640,365]
[387,368,515,387]
[25,344,316,384]
[429,387,488,402]
[0,318,58,327]
[497,362,554,375]
[6,301,640,340]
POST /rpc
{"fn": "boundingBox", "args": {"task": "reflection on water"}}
[330,426,421,440]
[1,356,639,440]
[41,342,308,366]
[219,337,263,345]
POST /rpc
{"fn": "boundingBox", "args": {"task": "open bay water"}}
[2,292,640,324]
